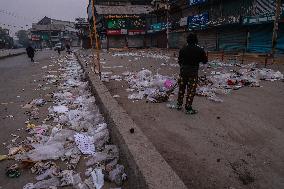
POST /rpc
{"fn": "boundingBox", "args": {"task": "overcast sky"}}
[0,0,88,37]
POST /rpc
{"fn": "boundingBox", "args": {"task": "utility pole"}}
[49,23,52,49]
[271,0,282,62]
[166,0,170,49]
[91,0,101,77]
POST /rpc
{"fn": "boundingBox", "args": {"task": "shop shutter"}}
[169,32,188,49]
[218,27,247,52]
[197,30,217,51]
[248,24,273,53]
[127,35,144,48]
[276,24,284,54]
[108,36,126,48]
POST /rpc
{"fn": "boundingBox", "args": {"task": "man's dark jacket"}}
[26,46,35,58]
[178,44,208,77]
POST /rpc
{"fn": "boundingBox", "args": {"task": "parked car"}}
[54,43,65,51]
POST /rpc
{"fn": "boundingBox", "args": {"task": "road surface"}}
[79,49,284,189]
[0,50,125,189]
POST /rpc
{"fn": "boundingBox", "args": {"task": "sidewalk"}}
[0,48,26,59]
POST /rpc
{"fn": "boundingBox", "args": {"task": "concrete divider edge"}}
[0,52,26,60]
[75,52,188,189]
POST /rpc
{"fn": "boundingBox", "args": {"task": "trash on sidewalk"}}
[6,164,21,178]
[4,54,127,188]
[124,69,177,102]
[30,99,46,107]
[91,168,104,189]
[0,155,8,161]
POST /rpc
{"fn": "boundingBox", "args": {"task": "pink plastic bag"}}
[164,80,174,89]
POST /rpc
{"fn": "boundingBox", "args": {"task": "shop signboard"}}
[106,29,127,35]
[128,30,145,35]
[188,0,207,6]
[281,4,284,22]
[188,12,209,29]
[41,34,49,40]
[107,19,127,29]
[128,18,146,30]
[107,17,146,30]
[31,34,41,41]
[150,23,171,32]
[180,17,188,26]
[243,14,275,25]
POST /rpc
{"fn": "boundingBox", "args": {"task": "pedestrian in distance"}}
[26,45,35,62]
[57,48,61,55]
[173,33,208,114]
[66,44,71,54]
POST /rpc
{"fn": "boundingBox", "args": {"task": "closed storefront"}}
[197,29,217,51]
[169,31,188,49]
[218,26,247,52]
[108,36,126,48]
[145,35,152,47]
[169,32,180,49]
[276,24,284,54]
[156,31,167,48]
[247,24,273,53]
[127,35,144,48]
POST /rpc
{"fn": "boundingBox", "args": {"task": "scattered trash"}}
[4,54,127,188]
[0,155,8,161]
[74,133,96,155]
[108,164,127,186]
[6,164,21,178]
[91,168,104,189]
[113,51,171,61]
[30,99,46,107]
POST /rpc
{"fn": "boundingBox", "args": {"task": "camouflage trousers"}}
[177,76,198,109]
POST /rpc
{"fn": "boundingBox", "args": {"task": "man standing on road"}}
[173,33,208,114]
[26,45,35,62]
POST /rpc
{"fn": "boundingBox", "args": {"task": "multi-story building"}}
[30,16,79,48]
[75,18,91,49]
[0,27,13,49]
[87,0,153,49]
[149,0,284,54]
[88,0,283,53]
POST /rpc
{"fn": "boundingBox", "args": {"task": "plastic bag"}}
[27,142,65,161]
[108,164,126,186]
[74,133,96,155]
[34,177,60,189]
[91,168,104,189]
[128,92,144,100]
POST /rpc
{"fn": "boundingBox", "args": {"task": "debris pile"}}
[112,51,172,61]
[125,69,176,102]
[197,61,283,102]
[107,58,283,103]
[2,54,126,189]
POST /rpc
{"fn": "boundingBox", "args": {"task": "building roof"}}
[31,24,65,32]
[95,5,153,15]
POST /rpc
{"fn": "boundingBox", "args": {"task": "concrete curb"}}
[0,52,26,60]
[75,53,188,189]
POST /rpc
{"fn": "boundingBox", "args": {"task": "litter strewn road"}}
[78,49,284,189]
[0,48,26,59]
[0,50,127,189]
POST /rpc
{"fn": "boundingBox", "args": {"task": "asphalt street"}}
[0,50,58,188]
[79,49,284,189]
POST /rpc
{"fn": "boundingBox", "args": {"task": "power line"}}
[0,22,30,30]
[0,9,37,22]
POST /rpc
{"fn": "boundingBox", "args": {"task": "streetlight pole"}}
[166,0,170,49]
[91,0,101,77]
[271,0,282,62]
